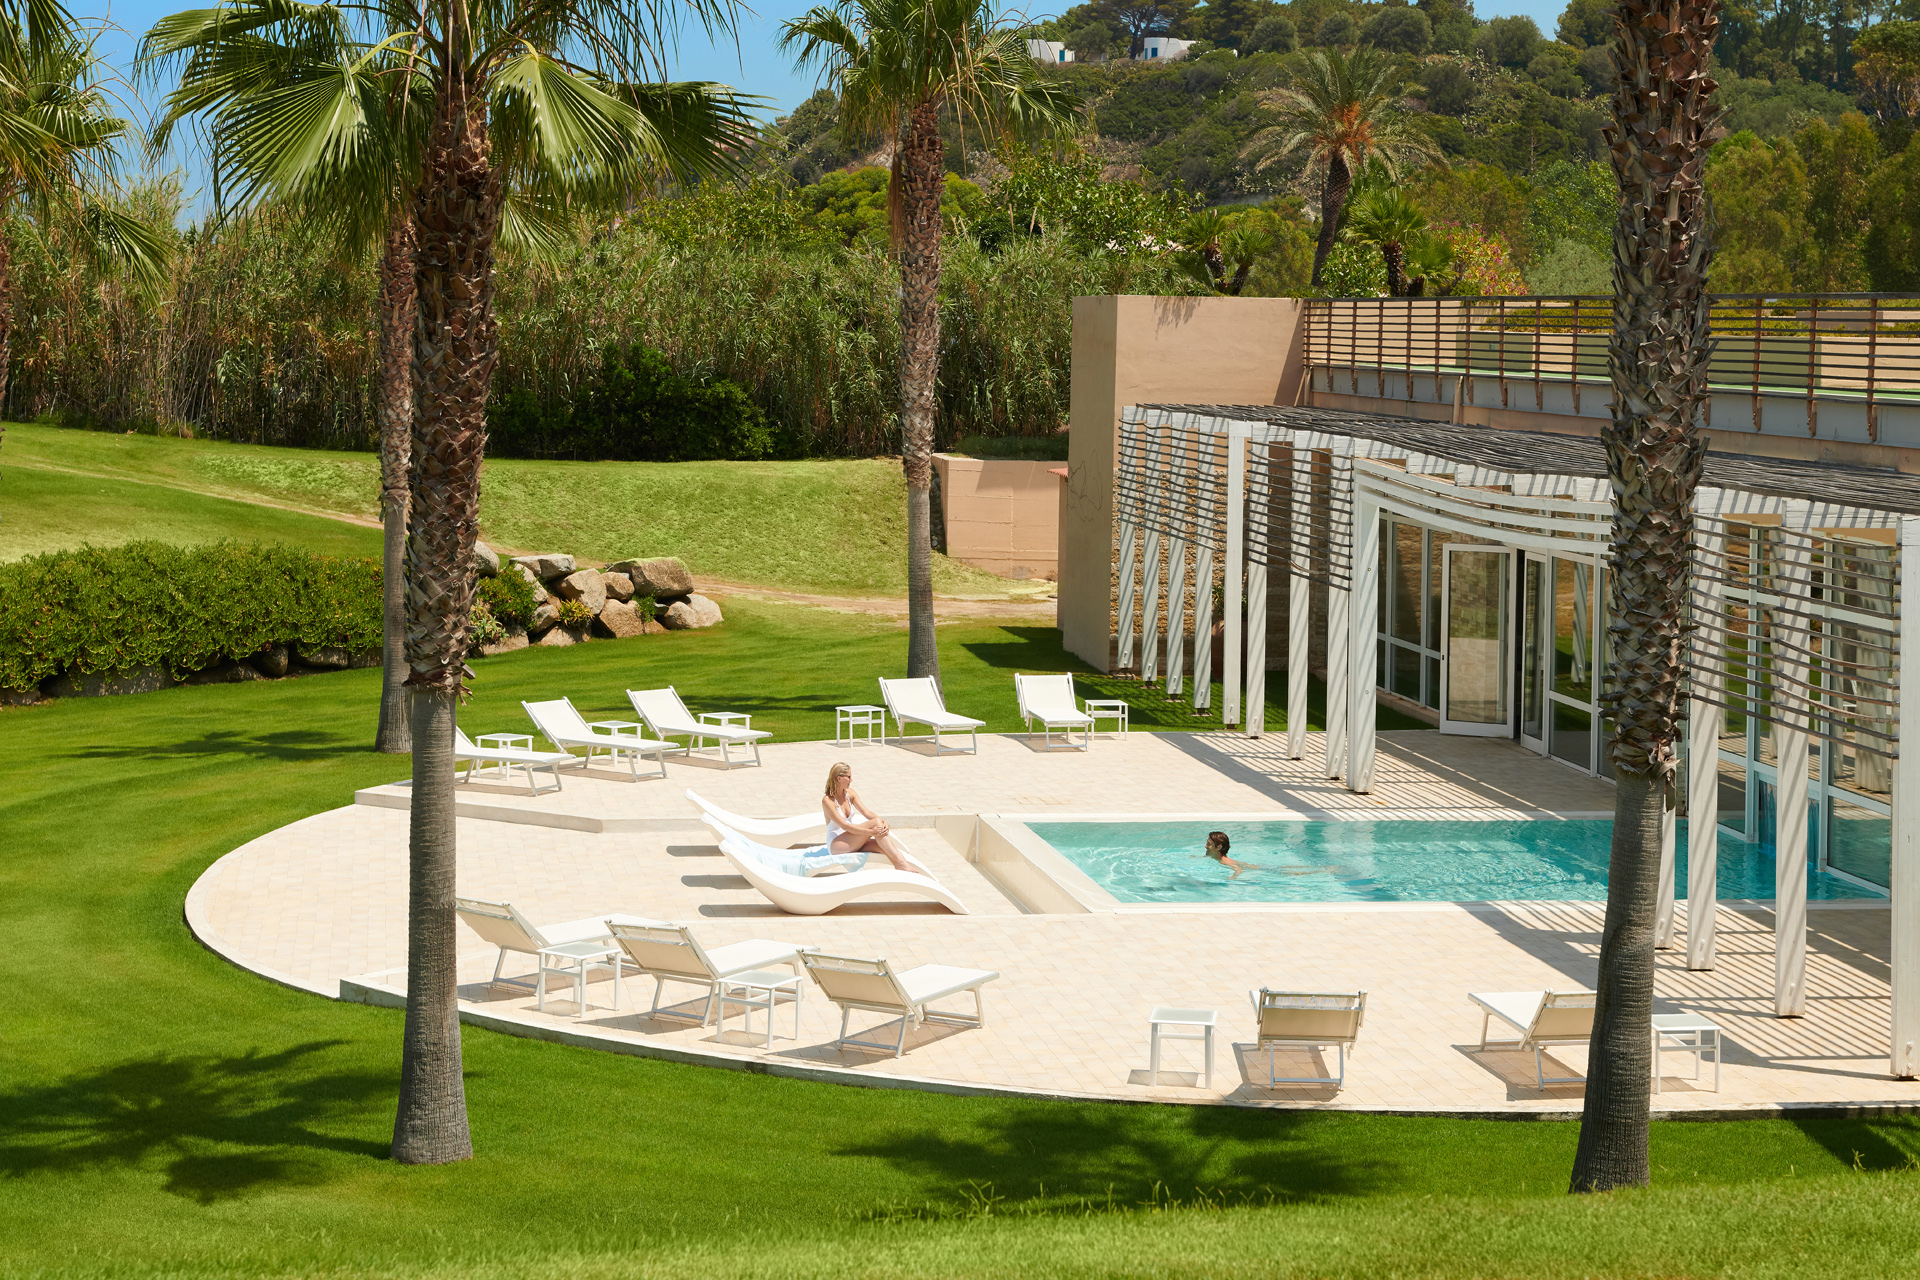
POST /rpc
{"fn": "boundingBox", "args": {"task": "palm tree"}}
[0,20,169,441]
[1342,187,1429,296]
[149,0,752,1166]
[780,0,1077,682]
[1568,0,1723,1194]
[1179,206,1269,295]
[1244,46,1434,288]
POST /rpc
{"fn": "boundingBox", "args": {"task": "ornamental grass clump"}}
[0,542,381,692]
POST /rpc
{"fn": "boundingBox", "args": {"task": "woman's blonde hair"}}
[825,761,852,798]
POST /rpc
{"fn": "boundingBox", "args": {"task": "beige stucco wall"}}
[933,455,1061,579]
[1060,295,1306,670]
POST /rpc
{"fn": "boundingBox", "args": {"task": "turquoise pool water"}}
[1025,819,1886,906]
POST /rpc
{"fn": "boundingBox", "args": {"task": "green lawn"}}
[0,423,1020,596]
[4,600,1919,1278]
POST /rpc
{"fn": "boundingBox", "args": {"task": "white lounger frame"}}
[1471,989,1597,1088]
[1251,989,1367,1088]
[522,696,671,781]
[627,686,768,769]
[606,921,804,1026]
[877,676,983,755]
[1014,672,1094,751]
[453,727,579,794]
[801,952,997,1057]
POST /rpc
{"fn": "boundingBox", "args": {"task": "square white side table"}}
[835,704,887,745]
[717,969,806,1047]
[537,941,624,1020]
[1085,699,1130,738]
[1652,1013,1722,1092]
[696,710,752,751]
[1147,1006,1217,1088]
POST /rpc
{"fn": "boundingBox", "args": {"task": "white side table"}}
[1652,1013,1723,1092]
[1086,699,1130,738]
[475,732,534,781]
[717,969,806,1047]
[836,704,887,745]
[697,710,753,752]
[537,941,625,1020]
[1147,1006,1217,1088]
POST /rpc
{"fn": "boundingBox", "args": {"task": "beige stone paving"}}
[190,730,1920,1114]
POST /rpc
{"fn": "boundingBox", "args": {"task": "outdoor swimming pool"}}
[1024,819,1886,905]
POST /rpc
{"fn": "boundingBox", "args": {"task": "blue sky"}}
[91,0,1571,207]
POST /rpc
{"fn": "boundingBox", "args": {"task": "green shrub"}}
[0,541,382,692]
[488,343,775,462]
[951,433,1069,461]
[477,571,536,628]
[554,598,594,628]
[468,601,505,647]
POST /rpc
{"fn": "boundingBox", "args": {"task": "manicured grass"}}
[0,450,384,561]
[4,600,1919,1278]
[0,423,1019,596]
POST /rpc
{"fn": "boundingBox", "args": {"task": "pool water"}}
[1026,819,1886,906]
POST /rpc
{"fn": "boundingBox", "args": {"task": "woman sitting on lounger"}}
[824,762,928,875]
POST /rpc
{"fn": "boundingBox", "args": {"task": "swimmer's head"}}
[1205,831,1230,861]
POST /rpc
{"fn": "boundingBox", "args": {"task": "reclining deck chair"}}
[801,951,999,1057]
[1250,989,1368,1088]
[877,676,984,755]
[453,727,580,794]
[454,897,666,994]
[522,696,671,781]
[1469,989,1597,1088]
[627,687,769,768]
[1014,672,1095,750]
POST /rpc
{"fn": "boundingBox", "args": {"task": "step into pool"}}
[1023,819,1884,906]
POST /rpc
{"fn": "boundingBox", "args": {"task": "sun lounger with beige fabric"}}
[877,676,984,755]
[605,921,807,1026]
[1014,672,1095,750]
[802,951,999,1057]
[1469,989,1596,1087]
[627,686,769,768]
[1250,989,1367,1088]
[455,897,668,994]
[522,696,672,781]
[453,727,580,794]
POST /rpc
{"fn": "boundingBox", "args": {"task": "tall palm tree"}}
[780,0,1077,682]
[1342,187,1429,296]
[150,0,752,1166]
[0,20,169,440]
[1568,0,1723,1195]
[140,0,579,757]
[1245,46,1434,288]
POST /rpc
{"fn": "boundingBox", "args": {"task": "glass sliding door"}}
[1441,545,1513,735]
[1520,555,1547,752]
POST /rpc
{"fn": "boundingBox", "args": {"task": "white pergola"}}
[1113,402,1920,1080]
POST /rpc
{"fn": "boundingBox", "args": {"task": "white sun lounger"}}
[605,921,807,1026]
[1251,989,1368,1088]
[455,897,668,994]
[453,727,580,794]
[1014,672,1095,750]
[522,697,672,781]
[877,676,984,755]
[802,951,999,1057]
[684,789,828,842]
[627,687,770,769]
[703,817,969,916]
[1470,989,1597,1087]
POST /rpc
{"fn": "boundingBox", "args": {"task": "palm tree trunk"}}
[1311,151,1352,287]
[376,219,418,754]
[391,75,498,1168]
[1569,0,1721,1195]
[898,98,943,682]
[1383,242,1407,296]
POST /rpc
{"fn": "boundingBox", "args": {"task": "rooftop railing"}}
[1302,293,1920,447]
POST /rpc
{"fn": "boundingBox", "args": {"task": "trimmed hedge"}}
[0,542,382,692]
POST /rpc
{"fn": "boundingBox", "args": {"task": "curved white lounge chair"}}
[702,818,969,916]
[683,789,827,842]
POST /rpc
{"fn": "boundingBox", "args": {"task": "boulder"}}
[535,625,581,648]
[473,540,501,577]
[608,556,693,598]
[603,571,635,603]
[594,599,650,639]
[481,628,530,657]
[661,593,723,631]
[0,685,51,706]
[250,644,291,678]
[511,563,551,603]
[295,644,350,670]
[184,660,268,686]
[531,599,559,632]
[554,568,607,615]
[45,665,177,698]
[512,552,576,581]
[348,650,381,669]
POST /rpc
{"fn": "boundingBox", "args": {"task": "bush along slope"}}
[0,542,381,693]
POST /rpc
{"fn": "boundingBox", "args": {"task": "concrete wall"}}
[932,455,1061,579]
[1060,295,1306,670]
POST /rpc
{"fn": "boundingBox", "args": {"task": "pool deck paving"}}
[187,728,1920,1115]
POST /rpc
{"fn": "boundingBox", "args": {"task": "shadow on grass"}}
[0,1042,390,1203]
[60,728,363,764]
[835,1103,1393,1216]
[1785,1115,1920,1172]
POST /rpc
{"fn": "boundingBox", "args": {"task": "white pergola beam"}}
[1349,493,1380,791]
[1892,517,1920,1076]
[1224,421,1248,727]
[1287,436,1312,760]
